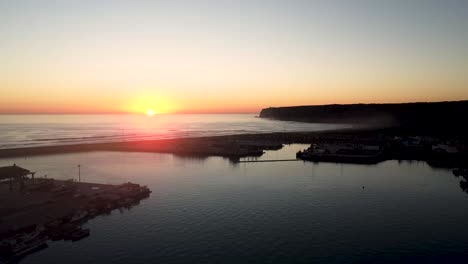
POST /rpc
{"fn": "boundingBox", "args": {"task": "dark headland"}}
[259,100,468,167]
[260,100,468,136]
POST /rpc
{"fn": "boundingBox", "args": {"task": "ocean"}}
[0,114,346,149]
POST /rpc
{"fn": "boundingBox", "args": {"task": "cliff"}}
[259,100,468,135]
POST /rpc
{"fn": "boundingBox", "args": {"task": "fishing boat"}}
[69,228,90,242]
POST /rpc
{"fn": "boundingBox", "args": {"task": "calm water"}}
[0,114,347,149]
[1,145,468,264]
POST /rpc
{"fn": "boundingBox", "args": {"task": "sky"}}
[1,0,467,114]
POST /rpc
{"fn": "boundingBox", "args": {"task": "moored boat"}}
[453,168,468,177]
[69,228,90,242]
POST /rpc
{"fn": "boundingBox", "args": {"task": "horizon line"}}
[2,99,468,115]
[0,112,259,115]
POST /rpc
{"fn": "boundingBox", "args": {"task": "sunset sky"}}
[1,0,467,114]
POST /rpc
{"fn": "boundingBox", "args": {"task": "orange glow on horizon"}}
[1,1,468,115]
[2,94,468,115]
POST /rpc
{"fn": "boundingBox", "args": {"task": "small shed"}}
[0,164,35,190]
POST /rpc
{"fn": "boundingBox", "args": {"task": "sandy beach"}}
[0,129,371,159]
[0,132,303,158]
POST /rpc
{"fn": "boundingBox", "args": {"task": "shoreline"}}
[0,128,466,168]
[0,130,360,159]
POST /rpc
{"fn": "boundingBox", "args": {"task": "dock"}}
[0,165,151,262]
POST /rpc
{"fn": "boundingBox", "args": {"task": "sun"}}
[146,109,156,117]
[125,96,179,115]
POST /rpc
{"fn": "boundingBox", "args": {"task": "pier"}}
[237,159,300,163]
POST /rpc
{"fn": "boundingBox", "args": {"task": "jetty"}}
[237,159,299,163]
[0,165,151,263]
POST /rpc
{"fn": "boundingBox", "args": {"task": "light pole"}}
[78,164,81,182]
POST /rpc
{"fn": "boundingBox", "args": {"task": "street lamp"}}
[78,164,81,182]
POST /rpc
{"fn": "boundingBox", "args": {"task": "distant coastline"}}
[259,100,468,136]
